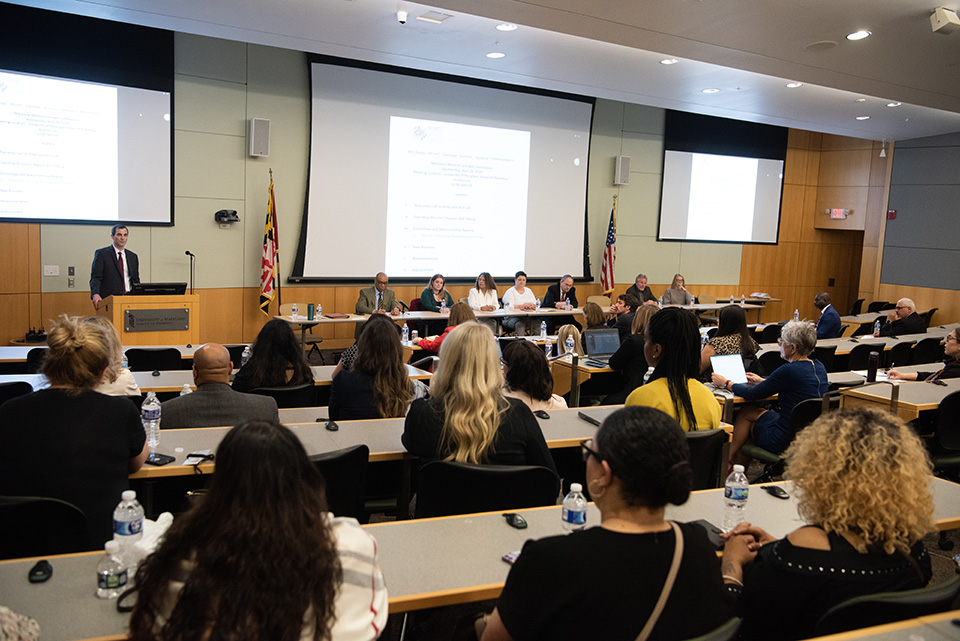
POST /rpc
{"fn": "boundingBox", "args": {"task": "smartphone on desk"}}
[146,452,175,466]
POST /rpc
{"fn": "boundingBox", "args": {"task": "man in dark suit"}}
[814,291,841,339]
[542,274,580,333]
[607,293,640,341]
[876,297,927,337]
[89,224,140,310]
[625,273,657,305]
[355,272,400,338]
[161,343,279,429]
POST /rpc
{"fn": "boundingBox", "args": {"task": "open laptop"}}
[710,354,748,386]
[583,328,621,367]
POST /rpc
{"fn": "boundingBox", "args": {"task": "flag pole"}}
[271,168,282,311]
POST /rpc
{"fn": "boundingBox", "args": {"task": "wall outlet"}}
[43,265,59,276]
[67,277,75,288]
[68,266,75,276]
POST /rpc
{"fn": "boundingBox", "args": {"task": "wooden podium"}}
[97,295,200,346]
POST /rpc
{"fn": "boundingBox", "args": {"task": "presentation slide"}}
[299,59,593,281]
[0,69,171,224]
[659,151,783,244]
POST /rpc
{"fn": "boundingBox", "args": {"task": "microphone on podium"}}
[185,250,195,257]
[185,251,195,293]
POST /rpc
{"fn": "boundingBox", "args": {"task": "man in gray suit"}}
[161,343,279,429]
[355,272,400,338]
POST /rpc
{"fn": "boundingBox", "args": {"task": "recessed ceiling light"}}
[846,30,871,40]
[887,101,902,107]
[855,98,867,103]
[856,116,870,120]
[702,88,720,94]
[486,52,505,59]
[660,58,678,65]
[496,23,517,31]
[785,82,803,88]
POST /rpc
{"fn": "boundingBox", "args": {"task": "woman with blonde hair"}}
[556,324,584,356]
[82,315,141,397]
[402,322,555,471]
[661,273,693,306]
[0,315,147,547]
[414,301,476,354]
[722,407,934,641]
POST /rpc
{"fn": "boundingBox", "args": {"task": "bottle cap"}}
[105,540,120,554]
[570,483,582,492]
[122,490,136,501]
[732,465,745,473]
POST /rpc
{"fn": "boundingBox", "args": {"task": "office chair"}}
[912,336,944,365]
[836,323,849,338]
[685,429,727,490]
[250,383,317,408]
[742,397,824,483]
[0,381,33,408]
[0,495,90,559]
[814,575,960,637]
[866,301,890,314]
[758,351,786,375]
[847,298,864,316]
[415,462,560,518]
[883,341,915,369]
[223,344,247,366]
[25,347,47,374]
[812,345,837,372]
[125,347,182,372]
[759,324,781,344]
[847,343,880,371]
[309,445,369,523]
[929,390,960,549]
[921,307,938,327]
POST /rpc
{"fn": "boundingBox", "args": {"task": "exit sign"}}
[827,208,850,219]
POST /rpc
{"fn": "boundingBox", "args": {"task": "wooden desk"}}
[758,327,953,358]
[4,477,958,640]
[841,376,960,422]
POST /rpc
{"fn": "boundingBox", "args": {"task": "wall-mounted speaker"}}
[249,118,271,157]
[614,155,631,185]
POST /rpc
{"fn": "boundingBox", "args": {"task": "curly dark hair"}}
[647,308,702,429]
[129,420,341,641]
[241,319,314,389]
[502,339,554,402]
[595,406,692,508]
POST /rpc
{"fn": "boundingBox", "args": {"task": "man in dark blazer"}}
[814,291,842,339]
[607,293,640,341]
[877,297,928,337]
[161,343,279,429]
[90,224,140,310]
[355,272,401,338]
[542,274,580,333]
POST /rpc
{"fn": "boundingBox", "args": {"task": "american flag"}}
[600,200,616,294]
[259,175,279,316]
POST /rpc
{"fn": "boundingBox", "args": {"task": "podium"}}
[98,295,200,346]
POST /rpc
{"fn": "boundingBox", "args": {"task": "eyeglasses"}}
[945,335,958,343]
[895,306,908,310]
[580,439,602,463]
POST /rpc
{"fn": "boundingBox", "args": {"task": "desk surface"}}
[277,307,585,326]
[758,326,954,358]
[3,477,958,641]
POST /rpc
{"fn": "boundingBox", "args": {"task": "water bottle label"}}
[142,408,160,420]
[562,507,586,525]
[114,518,143,536]
[98,568,128,589]
[724,486,748,501]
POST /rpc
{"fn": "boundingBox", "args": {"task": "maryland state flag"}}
[259,175,279,316]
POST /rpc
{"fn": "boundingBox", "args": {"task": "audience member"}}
[0,315,147,547]
[556,324,584,356]
[876,297,927,336]
[414,301,476,353]
[889,327,960,381]
[606,305,658,404]
[83,316,141,397]
[542,274,581,332]
[625,273,657,305]
[581,301,607,330]
[161,343,279,428]
[231,319,314,392]
[713,320,827,467]
[700,305,761,378]
[502,339,568,412]
[814,291,841,339]
[661,273,693,306]
[469,272,500,333]
[722,407,933,641]
[128,420,387,641]
[402,322,556,472]
[626,308,720,431]
[480,406,729,641]
[501,271,539,336]
[607,293,640,341]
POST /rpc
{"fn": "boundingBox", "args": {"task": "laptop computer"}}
[583,328,621,367]
[710,354,748,385]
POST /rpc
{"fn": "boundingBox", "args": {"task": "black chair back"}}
[0,381,33,408]
[416,462,560,518]
[759,324,781,344]
[250,383,317,408]
[0,495,90,559]
[686,429,727,490]
[759,351,785,375]
[836,324,849,338]
[706,327,718,339]
[788,397,823,433]
[223,344,247,367]
[812,345,837,372]
[309,445,369,522]
[125,347,182,372]
[866,301,890,313]
[884,341,915,369]
[682,618,742,641]
[851,320,876,337]
[847,344,879,370]
[921,307,939,327]
[25,347,47,374]
[847,299,864,316]
[934,391,960,452]
[913,337,945,365]
[814,575,960,637]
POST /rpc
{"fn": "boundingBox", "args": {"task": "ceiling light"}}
[856,116,870,120]
[879,139,887,158]
[496,23,517,31]
[486,52,505,59]
[702,88,720,94]
[855,98,867,103]
[660,58,678,65]
[417,11,453,23]
[887,102,902,107]
[846,30,871,40]
[785,82,803,88]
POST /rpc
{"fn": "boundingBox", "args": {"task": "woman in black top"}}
[232,319,314,392]
[605,304,658,404]
[481,406,729,641]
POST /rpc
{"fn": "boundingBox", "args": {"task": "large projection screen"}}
[297,58,594,281]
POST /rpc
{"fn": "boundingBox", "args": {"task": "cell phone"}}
[577,411,601,426]
[145,452,175,466]
[502,550,521,565]
[690,519,725,550]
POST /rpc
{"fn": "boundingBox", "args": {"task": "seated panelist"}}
[542,274,580,333]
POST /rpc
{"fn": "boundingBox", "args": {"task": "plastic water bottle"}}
[561,483,588,532]
[180,383,192,396]
[96,541,128,599]
[741,294,746,305]
[120,352,128,369]
[141,392,161,455]
[658,296,663,309]
[793,309,799,321]
[730,295,735,304]
[113,489,144,565]
[402,324,409,345]
[544,342,552,358]
[540,320,547,338]
[316,302,322,318]
[564,334,575,354]
[721,465,749,532]
[535,298,541,311]
[440,298,447,313]
[291,303,299,320]
[874,319,881,335]
[241,344,252,366]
